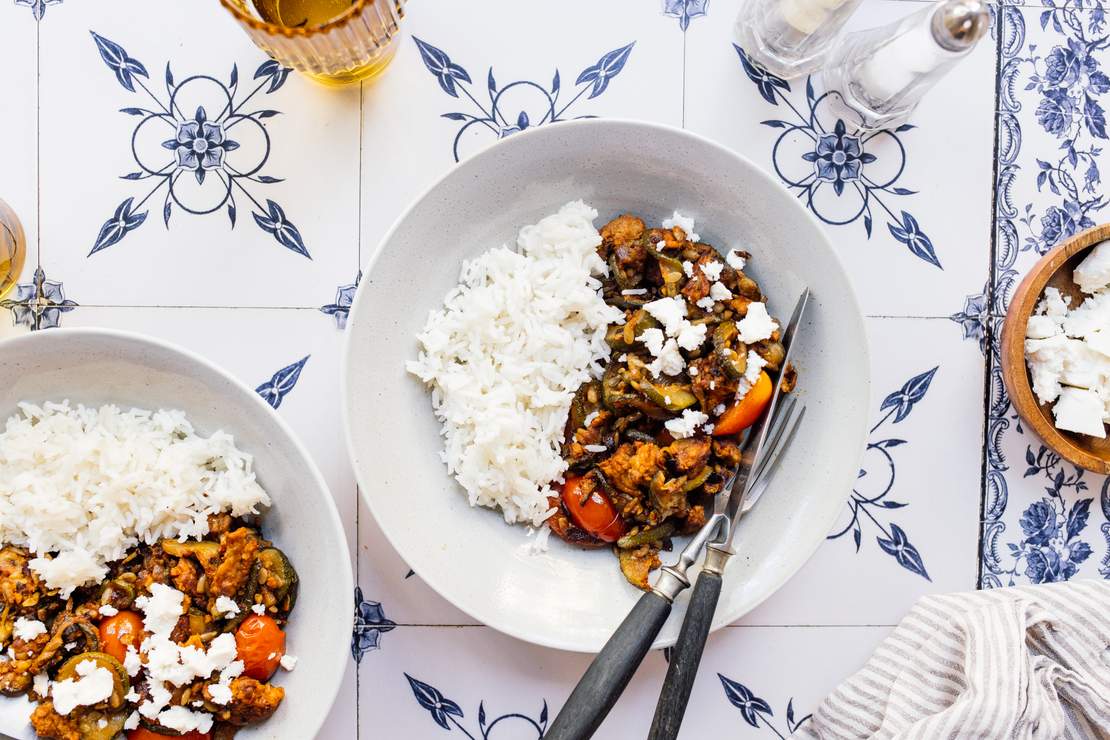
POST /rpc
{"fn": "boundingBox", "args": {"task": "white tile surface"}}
[685,0,996,318]
[38,0,360,308]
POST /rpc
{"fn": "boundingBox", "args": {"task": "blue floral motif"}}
[405,674,547,738]
[1100,478,1110,577]
[15,0,61,20]
[829,368,936,580]
[988,446,1095,585]
[88,32,307,258]
[719,675,810,736]
[413,37,635,162]
[735,45,941,269]
[0,267,78,330]
[950,287,990,353]
[663,0,709,30]
[320,272,361,329]
[351,586,395,663]
[255,356,308,409]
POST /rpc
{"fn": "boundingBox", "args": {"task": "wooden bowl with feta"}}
[1002,224,1110,473]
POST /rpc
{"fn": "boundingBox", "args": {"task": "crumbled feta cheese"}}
[662,211,699,242]
[123,646,142,677]
[32,672,49,697]
[713,404,727,415]
[644,297,688,335]
[215,596,240,618]
[13,618,46,642]
[135,583,186,635]
[208,683,233,705]
[1026,315,1061,340]
[689,366,699,376]
[703,423,715,434]
[583,444,607,453]
[1054,387,1107,437]
[64,643,76,651]
[725,249,747,270]
[682,261,694,278]
[125,689,140,703]
[621,288,648,295]
[701,260,724,282]
[1074,240,1110,293]
[737,302,776,343]
[675,322,707,352]
[647,339,685,377]
[744,350,769,385]
[124,713,139,730]
[709,282,733,302]
[51,661,114,715]
[640,327,666,357]
[98,605,118,617]
[696,296,715,311]
[617,353,628,362]
[156,706,213,735]
[1038,287,1071,324]
[1063,290,1110,338]
[665,410,710,439]
[1087,329,1110,358]
[251,604,266,616]
[279,654,298,671]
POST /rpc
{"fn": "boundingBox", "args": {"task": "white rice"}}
[406,201,623,526]
[0,401,271,596]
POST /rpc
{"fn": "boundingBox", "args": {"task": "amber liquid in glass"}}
[0,206,25,301]
[252,0,356,28]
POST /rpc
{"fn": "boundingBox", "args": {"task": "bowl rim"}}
[341,117,870,651]
[1001,223,1110,474]
[1,326,354,735]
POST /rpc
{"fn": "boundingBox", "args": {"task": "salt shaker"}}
[734,0,865,79]
[821,0,990,131]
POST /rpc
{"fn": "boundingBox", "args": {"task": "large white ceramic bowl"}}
[0,328,352,739]
[344,119,870,652]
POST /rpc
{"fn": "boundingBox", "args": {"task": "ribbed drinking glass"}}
[220,0,405,86]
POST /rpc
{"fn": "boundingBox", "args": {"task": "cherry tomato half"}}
[98,610,144,663]
[127,729,210,740]
[234,614,286,681]
[561,475,626,543]
[713,371,773,436]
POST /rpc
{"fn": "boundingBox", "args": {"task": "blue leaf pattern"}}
[15,0,62,20]
[90,197,148,255]
[255,356,309,409]
[90,31,149,92]
[663,0,709,31]
[252,200,310,258]
[718,675,774,728]
[406,674,465,730]
[415,39,636,161]
[879,367,939,424]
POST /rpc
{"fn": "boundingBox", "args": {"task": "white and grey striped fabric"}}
[793,580,1110,740]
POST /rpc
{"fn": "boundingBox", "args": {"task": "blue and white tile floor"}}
[1,0,1107,736]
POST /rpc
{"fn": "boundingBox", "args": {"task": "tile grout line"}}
[355,78,365,740]
[35,15,41,270]
[976,4,1008,592]
[681,23,687,129]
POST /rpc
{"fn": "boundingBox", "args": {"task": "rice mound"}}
[406,200,623,526]
[0,401,271,596]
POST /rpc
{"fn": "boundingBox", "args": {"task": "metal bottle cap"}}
[931,0,990,51]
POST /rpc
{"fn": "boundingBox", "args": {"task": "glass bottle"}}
[0,198,26,301]
[734,0,865,79]
[822,0,990,131]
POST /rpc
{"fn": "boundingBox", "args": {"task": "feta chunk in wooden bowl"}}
[1002,223,1110,473]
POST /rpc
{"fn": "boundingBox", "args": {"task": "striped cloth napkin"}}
[794,580,1110,739]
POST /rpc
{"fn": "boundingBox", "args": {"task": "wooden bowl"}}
[1001,223,1110,473]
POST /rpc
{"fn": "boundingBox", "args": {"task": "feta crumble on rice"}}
[0,401,271,596]
[406,201,623,528]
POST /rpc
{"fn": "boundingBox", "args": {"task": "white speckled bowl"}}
[0,328,352,739]
[343,119,870,652]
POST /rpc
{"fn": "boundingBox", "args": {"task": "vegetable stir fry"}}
[0,515,297,739]
[550,214,796,589]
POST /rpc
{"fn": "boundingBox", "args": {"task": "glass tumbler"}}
[0,198,26,301]
[220,0,405,87]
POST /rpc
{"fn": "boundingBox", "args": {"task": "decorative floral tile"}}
[358,0,684,265]
[742,317,983,625]
[979,2,1110,588]
[685,0,997,318]
[37,0,360,308]
[356,624,890,740]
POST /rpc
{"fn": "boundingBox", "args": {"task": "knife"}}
[645,287,810,740]
[545,288,809,740]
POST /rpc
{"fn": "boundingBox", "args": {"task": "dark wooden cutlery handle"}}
[646,569,723,740]
[545,591,672,740]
